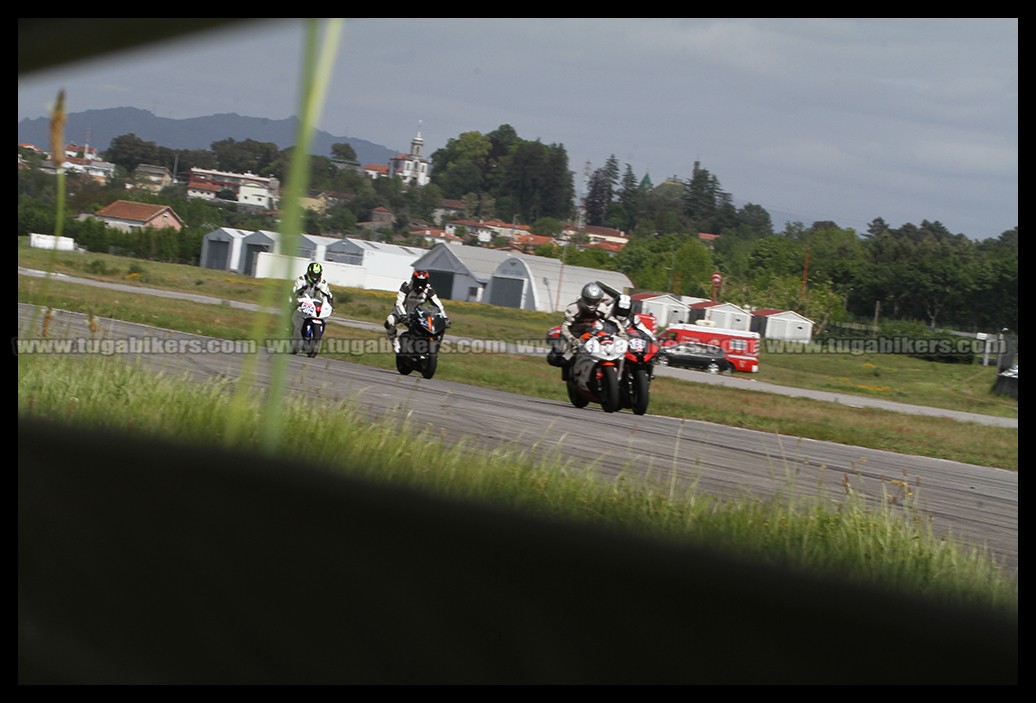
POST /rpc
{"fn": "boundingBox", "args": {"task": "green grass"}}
[17,352,1018,616]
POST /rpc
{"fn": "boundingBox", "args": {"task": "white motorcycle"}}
[566,320,629,413]
[293,293,333,358]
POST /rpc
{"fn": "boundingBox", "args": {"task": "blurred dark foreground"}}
[18,417,1017,684]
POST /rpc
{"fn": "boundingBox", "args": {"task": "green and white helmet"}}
[305,262,323,284]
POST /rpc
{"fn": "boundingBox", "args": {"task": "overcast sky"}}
[18,18,1017,240]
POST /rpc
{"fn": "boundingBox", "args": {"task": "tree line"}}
[16,126,1017,334]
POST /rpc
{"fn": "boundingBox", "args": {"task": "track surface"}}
[17,301,1018,573]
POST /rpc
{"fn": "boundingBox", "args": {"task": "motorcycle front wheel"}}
[598,365,621,413]
[630,368,650,415]
[421,352,438,379]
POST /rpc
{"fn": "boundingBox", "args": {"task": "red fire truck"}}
[658,322,760,373]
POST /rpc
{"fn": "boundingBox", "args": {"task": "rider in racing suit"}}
[384,269,450,353]
[557,281,625,379]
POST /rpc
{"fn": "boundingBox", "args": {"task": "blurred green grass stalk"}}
[225,18,343,453]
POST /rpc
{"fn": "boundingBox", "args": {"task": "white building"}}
[631,293,708,329]
[388,124,432,187]
[687,300,753,331]
[186,167,280,209]
[239,231,425,292]
[750,308,815,343]
[412,243,634,312]
[199,227,250,271]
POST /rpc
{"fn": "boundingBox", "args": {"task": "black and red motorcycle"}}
[619,325,660,415]
[396,306,448,379]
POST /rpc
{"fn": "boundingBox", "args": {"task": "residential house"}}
[134,164,174,192]
[186,167,279,209]
[564,224,628,247]
[64,142,98,161]
[432,198,466,224]
[85,200,184,233]
[481,219,530,242]
[410,227,463,246]
[363,163,390,179]
[40,156,116,184]
[444,219,499,245]
[238,181,276,210]
[298,189,352,214]
[358,206,396,232]
[511,233,557,254]
[583,240,625,254]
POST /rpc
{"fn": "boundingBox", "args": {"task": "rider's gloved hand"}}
[444,317,452,328]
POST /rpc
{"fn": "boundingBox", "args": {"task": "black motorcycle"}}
[395,306,448,379]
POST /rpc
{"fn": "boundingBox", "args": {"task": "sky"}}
[18,18,1018,240]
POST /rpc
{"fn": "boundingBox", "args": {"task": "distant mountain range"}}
[18,106,823,229]
[17,106,397,167]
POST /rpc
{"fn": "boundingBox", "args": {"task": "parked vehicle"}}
[395,306,448,379]
[619,326,660,415]
[657,341,734,374]
[658,323,760,373]
[292,292,332,358]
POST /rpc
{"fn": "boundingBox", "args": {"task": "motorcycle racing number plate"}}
[629,338,646,352]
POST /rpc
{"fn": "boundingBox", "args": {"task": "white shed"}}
[239,230,280,276]
[344,239,426,292]
[687,300,752,331]
[411,243,515,303]
[199,227,250,272]
[484,256,634,313]
[750,308,815,343]
[294,233,340,262]
[250,233,425,292]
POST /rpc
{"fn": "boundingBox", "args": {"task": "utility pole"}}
[555,239,567,312]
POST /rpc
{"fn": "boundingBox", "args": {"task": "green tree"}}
[613,164,641,232]
[404,181,445,222]
[802,224,866,292]
[331,142,357,162]
[531,216,565,238]
[584,167,612,227]
[104,133,161,172]
[429,131,492,199]
[17,197,55,236]
[736,203,775,237]
[209,138,281,176]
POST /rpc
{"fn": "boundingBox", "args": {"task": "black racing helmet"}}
[411,269,430,291]
[305,262,323,284]
[579,282,604,312]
